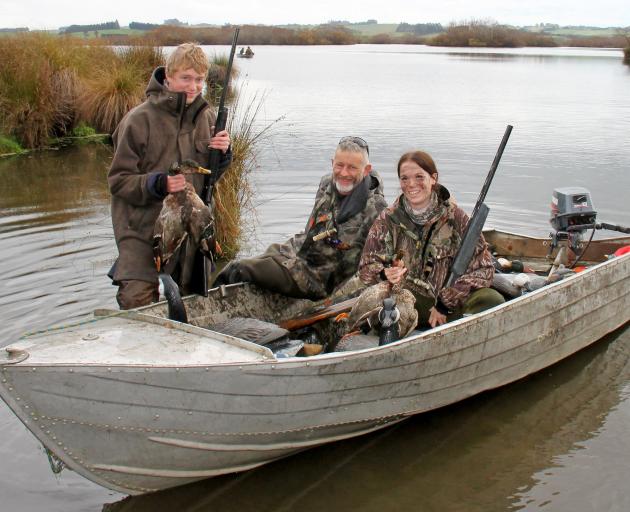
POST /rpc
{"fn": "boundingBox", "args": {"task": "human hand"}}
[209,129,230,153]
[428,307,447,328]
[166,174,186,193]
[383,264,407,285]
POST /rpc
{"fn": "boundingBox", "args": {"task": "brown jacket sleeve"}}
[108,115,157,207]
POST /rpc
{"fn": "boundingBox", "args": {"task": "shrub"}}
[0,135,24,154]
[429,19,556,47]
[71,122,97,137]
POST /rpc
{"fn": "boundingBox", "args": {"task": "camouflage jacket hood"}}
[358,184,494,310]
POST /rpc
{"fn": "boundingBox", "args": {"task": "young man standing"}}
[108,43,231,309]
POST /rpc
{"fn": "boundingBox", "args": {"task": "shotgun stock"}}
[278,297,358,331]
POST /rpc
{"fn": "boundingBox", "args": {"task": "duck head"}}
[169,160,212,176]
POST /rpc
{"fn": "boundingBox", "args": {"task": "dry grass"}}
[212,89,282,259]
[78,63,146,134]
[0,33,164,147]
[78,47,164,134]
[205,53,240,107]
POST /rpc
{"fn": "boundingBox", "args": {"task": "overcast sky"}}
[3,0,629,30]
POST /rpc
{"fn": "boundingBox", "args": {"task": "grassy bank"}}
[0,33,163,148]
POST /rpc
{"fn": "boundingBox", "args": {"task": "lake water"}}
[0,44,629,511]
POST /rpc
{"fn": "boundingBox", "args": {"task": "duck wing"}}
[153,194,188,271]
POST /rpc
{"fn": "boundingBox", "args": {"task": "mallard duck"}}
[153,160,218,273]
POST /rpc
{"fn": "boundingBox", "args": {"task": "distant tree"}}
[0,27,29,33]
[130,21,160,30]
[396,22,443,35]
[63,21,119,34]
[164,18,187,26]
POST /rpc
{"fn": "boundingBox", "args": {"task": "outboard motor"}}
[549,187,597,254]
[549,187,630,265]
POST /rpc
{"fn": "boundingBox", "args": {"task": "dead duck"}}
[153,160,219,274]
[345,281,418,338]
[336,252,418,350]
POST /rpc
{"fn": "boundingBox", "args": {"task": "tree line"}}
[62,20,119,34]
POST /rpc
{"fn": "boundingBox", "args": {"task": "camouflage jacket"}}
[358,185,494,310]
[274,170,387,299]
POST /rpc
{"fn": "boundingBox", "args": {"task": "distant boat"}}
[1,229,629,495]
[237,48,254,58]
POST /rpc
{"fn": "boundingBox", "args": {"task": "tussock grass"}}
[0,33,163,148]
[79,62,147,134]
[205,53,240,107]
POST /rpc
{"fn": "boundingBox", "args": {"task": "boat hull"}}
[1,233,629,494]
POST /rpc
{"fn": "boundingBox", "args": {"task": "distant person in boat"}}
[108,42,232,309]
[213,136,387,299]
[245,46,254,56]
[353,150,504,329]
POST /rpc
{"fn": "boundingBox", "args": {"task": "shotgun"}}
[201,26,240,203]
[189,27,240,297]
[445,124,513,288]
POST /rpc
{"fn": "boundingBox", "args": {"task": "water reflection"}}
[0,144,117,343]
[0,143,111,218]
[102,326,630,512]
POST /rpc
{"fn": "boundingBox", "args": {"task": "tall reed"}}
[212,88,282,259]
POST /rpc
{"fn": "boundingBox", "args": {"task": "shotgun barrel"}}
[445,125,512,288]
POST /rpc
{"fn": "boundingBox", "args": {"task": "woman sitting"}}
[352,150,504,334]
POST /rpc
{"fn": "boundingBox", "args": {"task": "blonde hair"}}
[166,42,209,76]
